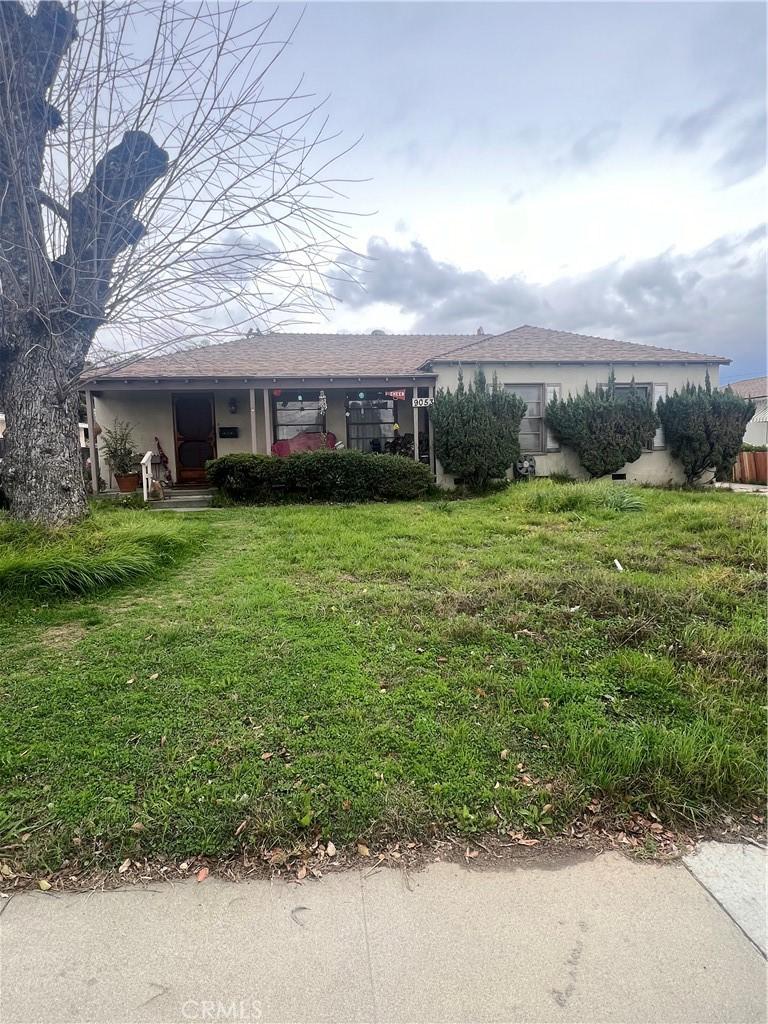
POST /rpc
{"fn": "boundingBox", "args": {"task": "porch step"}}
[150,489,214,511]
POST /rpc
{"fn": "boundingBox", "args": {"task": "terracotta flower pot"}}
[115,472,140,493]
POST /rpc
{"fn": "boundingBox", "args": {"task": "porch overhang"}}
[83,373,438,392]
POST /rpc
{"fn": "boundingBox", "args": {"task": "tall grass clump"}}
[523,480,646,514]
[0,510,198,599]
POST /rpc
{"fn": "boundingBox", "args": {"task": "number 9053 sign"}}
[411,397,434,408]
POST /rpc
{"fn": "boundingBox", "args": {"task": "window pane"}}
[506,384,541,402]
[346,398,396,452]
[506,384,543,452]
[274,397,323,439]
[614,384,650,401]
[519,432,541,452]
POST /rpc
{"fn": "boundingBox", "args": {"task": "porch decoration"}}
[101,419,141,492]
[154,436,173,486]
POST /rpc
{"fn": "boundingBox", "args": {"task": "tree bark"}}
[0,325,86,525]
[0,2,168,526]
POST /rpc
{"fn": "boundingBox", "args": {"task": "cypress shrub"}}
[657,377,755,483]
[545,375,659,478]
[206,449,433,503]
[432,369,527,491]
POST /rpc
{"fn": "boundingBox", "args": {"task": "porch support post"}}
[412,387,420,463]
[428,385,435,475]
[249,388,258,454]
[85,388,99,495]
[263,388,273,455]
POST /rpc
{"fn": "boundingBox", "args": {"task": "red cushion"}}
[271,431,337,457]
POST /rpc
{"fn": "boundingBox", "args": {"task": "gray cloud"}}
[712,112,766,186]
[658,95,765,187]
[334,229,766,374]
[568,121,621,166]
[658,96,735,149]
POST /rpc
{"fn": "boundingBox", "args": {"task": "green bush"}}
[545,375,659,478]
[206,449,433,503]
[432,369,526,491]
[657,378,755,484]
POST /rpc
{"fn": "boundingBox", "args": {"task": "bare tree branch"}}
[0,0,356,523]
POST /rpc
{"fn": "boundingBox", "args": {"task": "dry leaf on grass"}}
[118,858,131,873]
[196,867,209,883]
[356,844,370,857]
[38,879,52,891]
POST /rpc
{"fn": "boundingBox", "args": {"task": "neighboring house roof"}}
[87,325,729,383]
[727,375,768,399]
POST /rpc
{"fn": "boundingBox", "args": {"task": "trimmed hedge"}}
[206,450,434,503]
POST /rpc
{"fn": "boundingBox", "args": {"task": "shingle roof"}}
[90,333,468,380]
[89,325,729,382]
[432,325,729,365]
[727,376,767,399]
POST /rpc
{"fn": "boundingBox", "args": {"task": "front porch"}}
[86,376,436,492]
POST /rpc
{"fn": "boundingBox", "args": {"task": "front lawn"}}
[1,483,765,873]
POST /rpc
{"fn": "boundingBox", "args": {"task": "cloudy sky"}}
[261,1,766,381]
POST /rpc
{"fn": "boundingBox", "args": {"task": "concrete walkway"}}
[1,849,765,1024]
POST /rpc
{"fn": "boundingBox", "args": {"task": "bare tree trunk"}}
[0,327,86,525]
[0,2,350,525]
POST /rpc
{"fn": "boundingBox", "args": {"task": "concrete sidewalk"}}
[1,849,765,1024]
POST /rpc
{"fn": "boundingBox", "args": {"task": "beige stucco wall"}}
[93,390,177,485]
[433,361,720,486]
[92,389,270,485]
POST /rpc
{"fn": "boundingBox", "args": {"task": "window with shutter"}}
[545,384,561,451]
[652,383,667,448]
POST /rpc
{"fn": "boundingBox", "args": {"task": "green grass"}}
[0,481,765,872]
[0,508,200,597]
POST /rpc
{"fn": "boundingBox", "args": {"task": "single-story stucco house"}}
[727,376,767,448]
[84,325,728,490]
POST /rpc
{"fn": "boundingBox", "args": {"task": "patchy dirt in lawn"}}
[39,623,88,650]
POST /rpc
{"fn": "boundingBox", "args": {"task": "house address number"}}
[411,397,434,408]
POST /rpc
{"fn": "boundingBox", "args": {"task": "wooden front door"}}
[173,394,216,486]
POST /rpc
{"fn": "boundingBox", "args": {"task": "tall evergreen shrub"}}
[657,376,755,483]
[432,369,526,491]
[544,374,659,478]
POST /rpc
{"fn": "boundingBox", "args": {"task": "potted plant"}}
[101,419,140,492]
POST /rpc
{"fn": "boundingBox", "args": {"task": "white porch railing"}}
[140,451,153,502]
